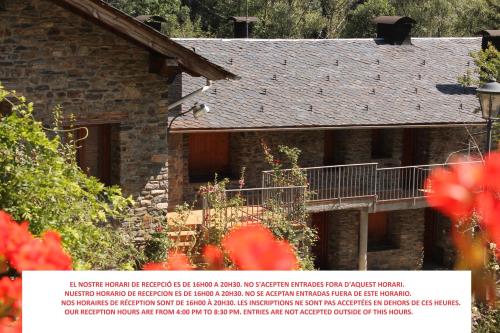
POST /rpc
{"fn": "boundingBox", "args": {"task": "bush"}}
[0,86,139,270]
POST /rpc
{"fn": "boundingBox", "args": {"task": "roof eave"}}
[51,0,239,81]
[169,122,486,133]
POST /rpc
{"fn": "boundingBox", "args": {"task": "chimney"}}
[478,30,500,50]
[229,16,259,38]
[136,15,167,32]
[373,16,416,45]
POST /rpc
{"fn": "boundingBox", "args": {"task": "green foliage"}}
[106,0,499,38]
[105,0,208,37]
[459,43,500,86]
[194,144,318,270]
[342,0,396,38]
[0,86,139,270]
[393,0,499,37]
[472,304,500,332]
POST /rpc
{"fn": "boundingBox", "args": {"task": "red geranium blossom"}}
[9,231,72,272]
[143,251,193,271]
[0,210,72,333]
[424,161,483,219]
[222,224,298,270]
[425,154,500,257]
[203,245,225,270]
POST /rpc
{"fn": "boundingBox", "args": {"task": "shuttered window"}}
[368,212,394,251]
[75,124,115,186]
[371,129,393,159]
[188,133,231,182]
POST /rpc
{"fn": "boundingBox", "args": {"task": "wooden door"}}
[188,133,230,181]
[424,208,442,265]
[402,128,420,166]
[311,212,329,270]
[324,131,335,165]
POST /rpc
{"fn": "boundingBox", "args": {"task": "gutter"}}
[168,122,486,133]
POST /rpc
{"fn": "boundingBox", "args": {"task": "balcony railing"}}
[202,186,307,226]
[262,161,482,204]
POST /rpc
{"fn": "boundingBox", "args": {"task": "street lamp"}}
[476,79,500,153]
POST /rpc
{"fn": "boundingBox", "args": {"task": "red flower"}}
[475,192,500,246]
[203,245,224,270]
[0,277,22,333]
[483,152,500,192]
[10,231,72,272]
[424,162,483,220]
[222,224,298,270]
[0,213,31,264]
[143,251,193,271]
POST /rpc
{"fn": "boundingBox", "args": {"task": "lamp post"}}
[476,79,500,153]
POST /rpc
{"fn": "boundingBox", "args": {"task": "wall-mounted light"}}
[168,103,210,133]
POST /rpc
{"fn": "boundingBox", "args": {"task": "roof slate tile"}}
[171,38,484,130]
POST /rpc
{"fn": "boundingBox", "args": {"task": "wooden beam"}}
[58,111,129,126]
[149,53,181,83]
[52,0,239,81]
[359,209,368,271]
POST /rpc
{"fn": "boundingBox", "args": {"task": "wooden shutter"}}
[311,212,329,270]
[76,124,112,185]
[189,133,230,181]
[368,212,388,245]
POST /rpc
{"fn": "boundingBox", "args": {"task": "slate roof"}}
[171,38,485,131]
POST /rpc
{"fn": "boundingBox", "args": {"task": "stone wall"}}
[325,209,425,270]
[368,209,425,270]
[327,210,359,269]
[167,126,476,210]
[168,130,325,209]
[0,0,171,236]
[423,126,485,164]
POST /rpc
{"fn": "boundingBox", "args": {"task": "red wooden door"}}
[189,133,230,181]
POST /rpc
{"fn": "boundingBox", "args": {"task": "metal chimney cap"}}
[372,16,416,25]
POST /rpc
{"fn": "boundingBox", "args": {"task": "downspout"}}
[168,79,212,111]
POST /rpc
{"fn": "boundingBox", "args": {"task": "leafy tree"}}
[459,43,500,86]
[106,0,207,37]
[320,0,356,38]
[342,0,396,38]
[0,86,140,270]
[255,0,326,38]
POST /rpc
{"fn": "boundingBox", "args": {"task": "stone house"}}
[0,0,237,237]
[1,2,492,270]
[167,19,493,270]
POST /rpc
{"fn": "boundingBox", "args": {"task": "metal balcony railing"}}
[202,186,307,226]
[262,161,483,204]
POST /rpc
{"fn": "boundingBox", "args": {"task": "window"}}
[371,129,393,159]
[188,133,231,182]
[368,212,394,251]
[74,124,119,186]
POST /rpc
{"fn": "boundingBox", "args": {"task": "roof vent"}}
[478,30,500,50]
[229,16,259,38]
[136,15,167,32]
[373,16,415,45]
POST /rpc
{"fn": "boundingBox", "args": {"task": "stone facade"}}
[325,209,425,270]
[168,130,325,208]
[168,126,479,210]
[0,0,171,235]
